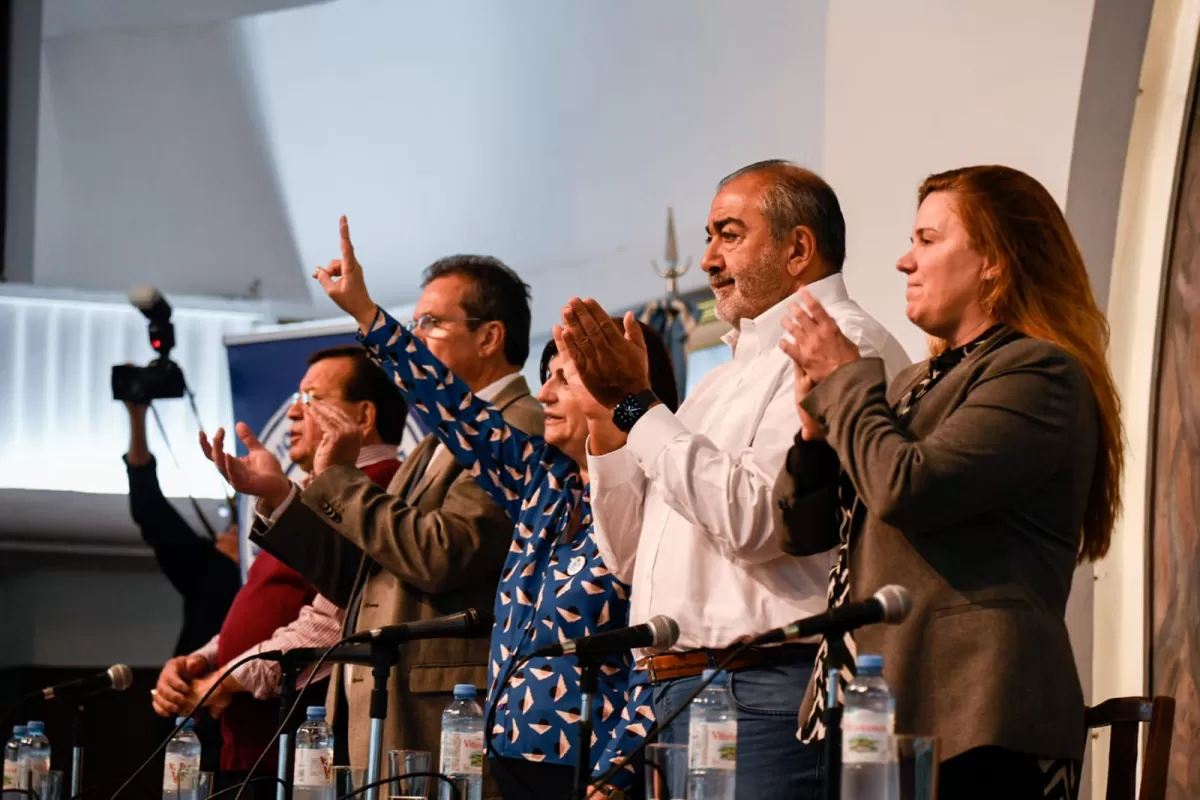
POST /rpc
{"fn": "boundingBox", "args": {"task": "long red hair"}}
[918,165,1123,563]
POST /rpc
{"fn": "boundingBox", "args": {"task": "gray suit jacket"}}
[251,376,544,774]
[774,329,1097,762]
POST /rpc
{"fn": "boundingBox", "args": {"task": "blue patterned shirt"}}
[359,307,653,788]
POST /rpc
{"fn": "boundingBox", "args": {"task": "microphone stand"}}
[365,640,399,800]
[274,656,306,800]
[822,641,845,800]
[572,658,602,800]
[70,701,85,800]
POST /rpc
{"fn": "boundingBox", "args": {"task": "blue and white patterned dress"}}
[359,307,653,789]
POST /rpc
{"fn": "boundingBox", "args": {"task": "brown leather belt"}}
[640,642,820,684]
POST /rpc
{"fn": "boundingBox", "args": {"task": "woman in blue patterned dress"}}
[314,219,680,799]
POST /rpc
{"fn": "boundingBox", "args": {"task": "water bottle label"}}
[687,721,737,771]
[3,759,17,789]
[162,755,199,791]
[294,748,334,787]
[439,731,484,775]
[842,708,890,764]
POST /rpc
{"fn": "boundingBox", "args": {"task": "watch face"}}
[613,391,655,433]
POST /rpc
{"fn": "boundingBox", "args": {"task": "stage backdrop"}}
[224,321,427,577]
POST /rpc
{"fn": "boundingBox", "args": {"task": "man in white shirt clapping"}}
[557,160,910,799]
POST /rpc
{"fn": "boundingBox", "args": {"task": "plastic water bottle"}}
[293,706,334,800]
[438,684,484,800]
[162,717,201,799]
[841,654,896,799]
[17,721,50,791]
[3,725,27,791]
[687,669,737,800]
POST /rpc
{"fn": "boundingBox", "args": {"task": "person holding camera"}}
[125,399,242,656]
[124,398,242,774]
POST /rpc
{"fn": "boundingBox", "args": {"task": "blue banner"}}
[225,327,427,578]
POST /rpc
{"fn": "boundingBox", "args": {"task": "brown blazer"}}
[251,375,544,773]
[773,329,1097,762]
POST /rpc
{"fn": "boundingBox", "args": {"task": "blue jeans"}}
[652,660,823,800]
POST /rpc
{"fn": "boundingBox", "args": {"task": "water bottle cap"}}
[306,706,327,719]
[12,725,27,736]
[26,722,44,734]
[174,717,195,730]
[856,654,884,672]
[700,669,727,685]
[452,684,478,700]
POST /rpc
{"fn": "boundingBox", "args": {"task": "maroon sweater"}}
[215,457,401,772]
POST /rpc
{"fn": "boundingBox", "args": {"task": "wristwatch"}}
[612,390,659,433]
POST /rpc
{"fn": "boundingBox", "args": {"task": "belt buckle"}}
[638,655,659,685]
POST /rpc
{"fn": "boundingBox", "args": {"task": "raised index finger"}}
[339,216,356,266]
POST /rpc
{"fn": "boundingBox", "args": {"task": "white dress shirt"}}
[587,273,911,652]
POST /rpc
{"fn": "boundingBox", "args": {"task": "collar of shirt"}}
[721,272,851,358]
[475,370,523,403]
[355,443,399,468]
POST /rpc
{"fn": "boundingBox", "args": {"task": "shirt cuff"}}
[257,484,298,526]
[229,648,280,701]
[624,403,687,474]
[584,437,643,489]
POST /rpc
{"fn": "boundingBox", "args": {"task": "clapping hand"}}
[556,299,650,409]
[313,216,379,332]
[778,288,861,383]
[307,401,362,476]
[792,362,824,441]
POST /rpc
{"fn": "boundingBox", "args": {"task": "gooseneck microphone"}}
[345,608,494,646]
[43,664,134,701]
[529,614,681,660]
[753,585,912,645]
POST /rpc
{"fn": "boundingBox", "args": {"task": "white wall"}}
[35,21,312,301]
[30,0,828,335]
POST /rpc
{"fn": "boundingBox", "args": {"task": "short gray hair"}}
[718,160,846,270]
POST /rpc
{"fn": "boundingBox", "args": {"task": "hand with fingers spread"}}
[778,287,862,384]
[313,216,378,331]
[307,400,363,476]
[199,423,291,511]
[152,654,209,718]
[557,299,650,409]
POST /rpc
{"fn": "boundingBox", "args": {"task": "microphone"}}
[255,645,376,666]
[754,585,912,645]
[346,609,494,646]
[529,615,680,660]
[42,664,134,701]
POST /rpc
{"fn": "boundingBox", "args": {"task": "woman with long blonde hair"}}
[774,165,1122,800]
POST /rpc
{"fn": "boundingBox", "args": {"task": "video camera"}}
[111,286,187,405]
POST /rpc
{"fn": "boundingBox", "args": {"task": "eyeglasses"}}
[405,314,484,333]
[290,391,314,406]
